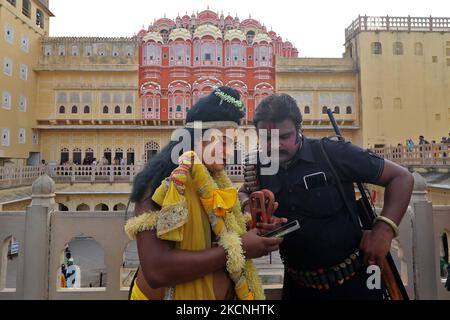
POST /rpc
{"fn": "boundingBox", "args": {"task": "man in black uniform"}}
[239,94,414,300]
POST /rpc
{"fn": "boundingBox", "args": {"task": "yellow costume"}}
[125,151,264,300]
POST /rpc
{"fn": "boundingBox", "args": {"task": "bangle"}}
[373,216,399,237]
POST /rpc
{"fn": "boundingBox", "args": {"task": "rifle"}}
[326,108,409,300]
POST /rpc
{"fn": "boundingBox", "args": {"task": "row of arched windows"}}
[319,106,353,114]
[58,105,133,114]
[142,41,273,67]
[371,41,424,56]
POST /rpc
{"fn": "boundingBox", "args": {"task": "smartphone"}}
[303,171,327,189]
[262,220,300,238]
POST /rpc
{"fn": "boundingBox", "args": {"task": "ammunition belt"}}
[286,250,364,290]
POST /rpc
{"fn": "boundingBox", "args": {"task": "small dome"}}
[240,18,261,28]
[193,24,222,40]
[169,28,192,42]
[198,9,219,22]
[142,31,164,43]
[154,17,175,28]
[32,174,56,196]
[253,32,272,44]
[225,15,233,22]
[224,29,246,42]
[182,13,190,21]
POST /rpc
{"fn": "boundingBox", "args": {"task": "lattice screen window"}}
[32,129,38,145]
[2,128,10,146]
[18,128,25,144]
[5,24,14,44]
[20,64,28,80]
[58,45,65,56]
[19,95,27,112]
[4,57,12,76]
[2,91,11,110]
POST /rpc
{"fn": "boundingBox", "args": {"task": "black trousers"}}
[282,267,385,300]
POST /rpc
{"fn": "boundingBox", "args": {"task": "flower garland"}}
[212,86,245,110]
[124,151,265,300]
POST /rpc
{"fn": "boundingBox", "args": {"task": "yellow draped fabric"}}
[152,173,216,300]
[128,151,264,300]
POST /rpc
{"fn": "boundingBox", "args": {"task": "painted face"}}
[199,128,236,173]
[257,119,300,163]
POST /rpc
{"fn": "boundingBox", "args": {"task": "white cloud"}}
[49,0,450,57]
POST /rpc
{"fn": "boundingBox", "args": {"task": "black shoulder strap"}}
[318,138,361,229]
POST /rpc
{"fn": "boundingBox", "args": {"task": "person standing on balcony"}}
[239,94,414,300]
[406,138,414,152]
[125,86,281,300]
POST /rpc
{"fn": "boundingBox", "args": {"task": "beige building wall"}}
[276,57,362,144]
[348,31,450,148]
[0,0,51,164]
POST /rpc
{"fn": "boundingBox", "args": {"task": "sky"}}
[48,0,450,57]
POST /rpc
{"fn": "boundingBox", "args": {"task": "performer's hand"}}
[359,222,395,268]
[241,228,282,259]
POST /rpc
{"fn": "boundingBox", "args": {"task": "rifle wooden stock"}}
[326,108,409,300]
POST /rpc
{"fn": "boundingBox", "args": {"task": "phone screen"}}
[262,220,300,238]
[303,172,327,189]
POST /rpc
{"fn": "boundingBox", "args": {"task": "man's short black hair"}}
[253,94,302,131]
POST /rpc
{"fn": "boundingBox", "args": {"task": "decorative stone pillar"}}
[409,172,438,299]
[17,175,56,299]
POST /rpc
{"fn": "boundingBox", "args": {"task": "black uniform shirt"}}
[258,137,385,270]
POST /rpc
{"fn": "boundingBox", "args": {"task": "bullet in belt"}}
[345,258,355,276]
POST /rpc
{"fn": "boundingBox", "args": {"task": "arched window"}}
[114,106,120,114]
[72,148,82,165]
[246,31,255,45]
[145,141,160,163]
[126,106,132,114]
[84,148,94,163]
[76,203,90,211]
[59,106,65,114]
[58,203,69,211]
[6,0,16,7]
[160,30,169,43]
[126,148,135,165]
[22,0,30,17]
[322,106,328,114]
[414,42,423,56]
[371,42,382,55]
[60,235,107,288]
[334,106,340,114]
[2,236,20,290]
[304,106,310,114]
[103,106,109,114]
[94,203,109,211]
[60,147,69,165]
[393,42,403,55]
[83,105,90,114]
[71,106,78,114]
[36,9,44,28]
[346,106,352,114]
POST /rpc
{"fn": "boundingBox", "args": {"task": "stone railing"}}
[0,175,277,300]
[345,15,450,42]
[1,173,448,300]
[373,143,449,167]
[0,164,245,189]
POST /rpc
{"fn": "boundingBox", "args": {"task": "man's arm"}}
[375,159,414,226]
[360,159,414,266]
